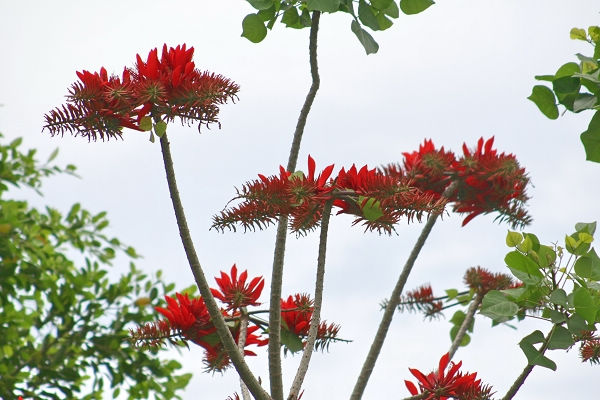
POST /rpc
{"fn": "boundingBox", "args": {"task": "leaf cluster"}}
[528,26,600,162]
[0,135,190,399]
[480,222,600,370]
[242,0,435,54]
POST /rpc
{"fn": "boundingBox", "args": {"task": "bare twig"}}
[268,11,321,400]
[237,310,251,400]
[350,182,457,400]
[159,134,269,400]
[447,292,483,361]
[287,200,333,400]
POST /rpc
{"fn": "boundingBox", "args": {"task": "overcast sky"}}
[2,1,600,399]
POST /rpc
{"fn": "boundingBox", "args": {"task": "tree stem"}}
[287,200,333,400]
[237,311,251,400]
[350,182,457,400]
[447,292,483,361]
[268,11,321,400]
[159,134,269,400]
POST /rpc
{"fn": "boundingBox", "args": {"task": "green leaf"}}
[371,0,393,10]
[47,148,59,163]
[547,325,574,350]
[574,249,600,280]
[242,14,268,43]
[573,287,599,324]
[480,290,519,320]
[400,0,435,15]
[359,196,384,221]
[549,288,568,307]
[576,221,597,235]
[154,121,167,137]
[450,325,471,346]
[527,85,558,119]
[282,7,300,28]
[450,310,466,325]
[581,111,600,162]
[351,20,379,55]
[589,26,600,43]
[570,27,588,41]
[281,328,304,353]
[506,230,523,247]
[536,245,556,268]
[307,0,341,12]
[572,93,597,113]
[247,0,274,10]
[547,309,567,324]
[555,62,580,79]
[505,251,543,284]
[139,116,153,132]
[382,0,399,18]
[445,288,459,299]
[519,330,557,370]
[567,313,589,335]
[375,12,393,30]
[358,0,380,31]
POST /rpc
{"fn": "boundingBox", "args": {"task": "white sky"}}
[2,1,600,399]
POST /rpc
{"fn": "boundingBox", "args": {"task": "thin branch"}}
[237,310,251,400]
[501,326,556,400]
[350,182,457,400]
[447,292,483,361]
[159,134,269,400]
[287,200,333,400]
[268,11,321,400]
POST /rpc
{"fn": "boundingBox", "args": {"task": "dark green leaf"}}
[247,0,274,10]
[547,309,567,324]
[382,0,399,18]
[547,325,574,350]
[573,287,598,324]
[375,12,393,30]
[549,288,568,307]
[567,313,589,335]
[358,0,380,31]
[242,14,268,43]
[351,20,379,55]
[527,85,558,119]
[519,330,557,370]
[573,94,598,113]
[574,248,600,280]
[575,221,597,235]
[282,7,300,28]
[371,0,393,10]
[281,328,304,353]
[400,0,435,15]
[480,290,519,320]
[307,0,341,12]
[581,111,600,162]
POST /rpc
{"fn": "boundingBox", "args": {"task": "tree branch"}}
[447,292,483,361]
[268,11,321,400]
[159,133,269,400]
[237,310,251,400]
[287,200,333,400]
[350,182,457,400]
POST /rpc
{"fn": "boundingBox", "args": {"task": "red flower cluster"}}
[281,293,341,351]
[397,284,444,319]
[212,155,446,235]
[44,44,239,140]
[580,337,600,365]
[130,268,341,368]
[405,353,493,400]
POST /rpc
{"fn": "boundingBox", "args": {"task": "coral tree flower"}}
[405,353,493,400]
[154,292,215,344]
[464,266,521,294]
[280,293,340,348]
[210,264,265,310]
[44,43,239,140]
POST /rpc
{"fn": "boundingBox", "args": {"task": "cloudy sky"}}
[2,1,600,399]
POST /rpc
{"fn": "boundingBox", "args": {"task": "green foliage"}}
[530,25,600,162]
[482,222,600,371]
[0,135,189,399]
[242,0,435,54]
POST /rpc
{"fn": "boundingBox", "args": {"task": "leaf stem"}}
[268,11,321,400]
[159,134,269,400]
[287,200,333,400]
[350,182,457,400]
[447,292,483,361]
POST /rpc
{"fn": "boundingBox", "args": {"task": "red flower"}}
[202,323,267,373]
[405,353,493,400]
[580,338,600,365]
[464,266,519,294]
[450,137,530,227]
[154,293,216,344]
[398,284,444,319]
[211,264,264,310]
